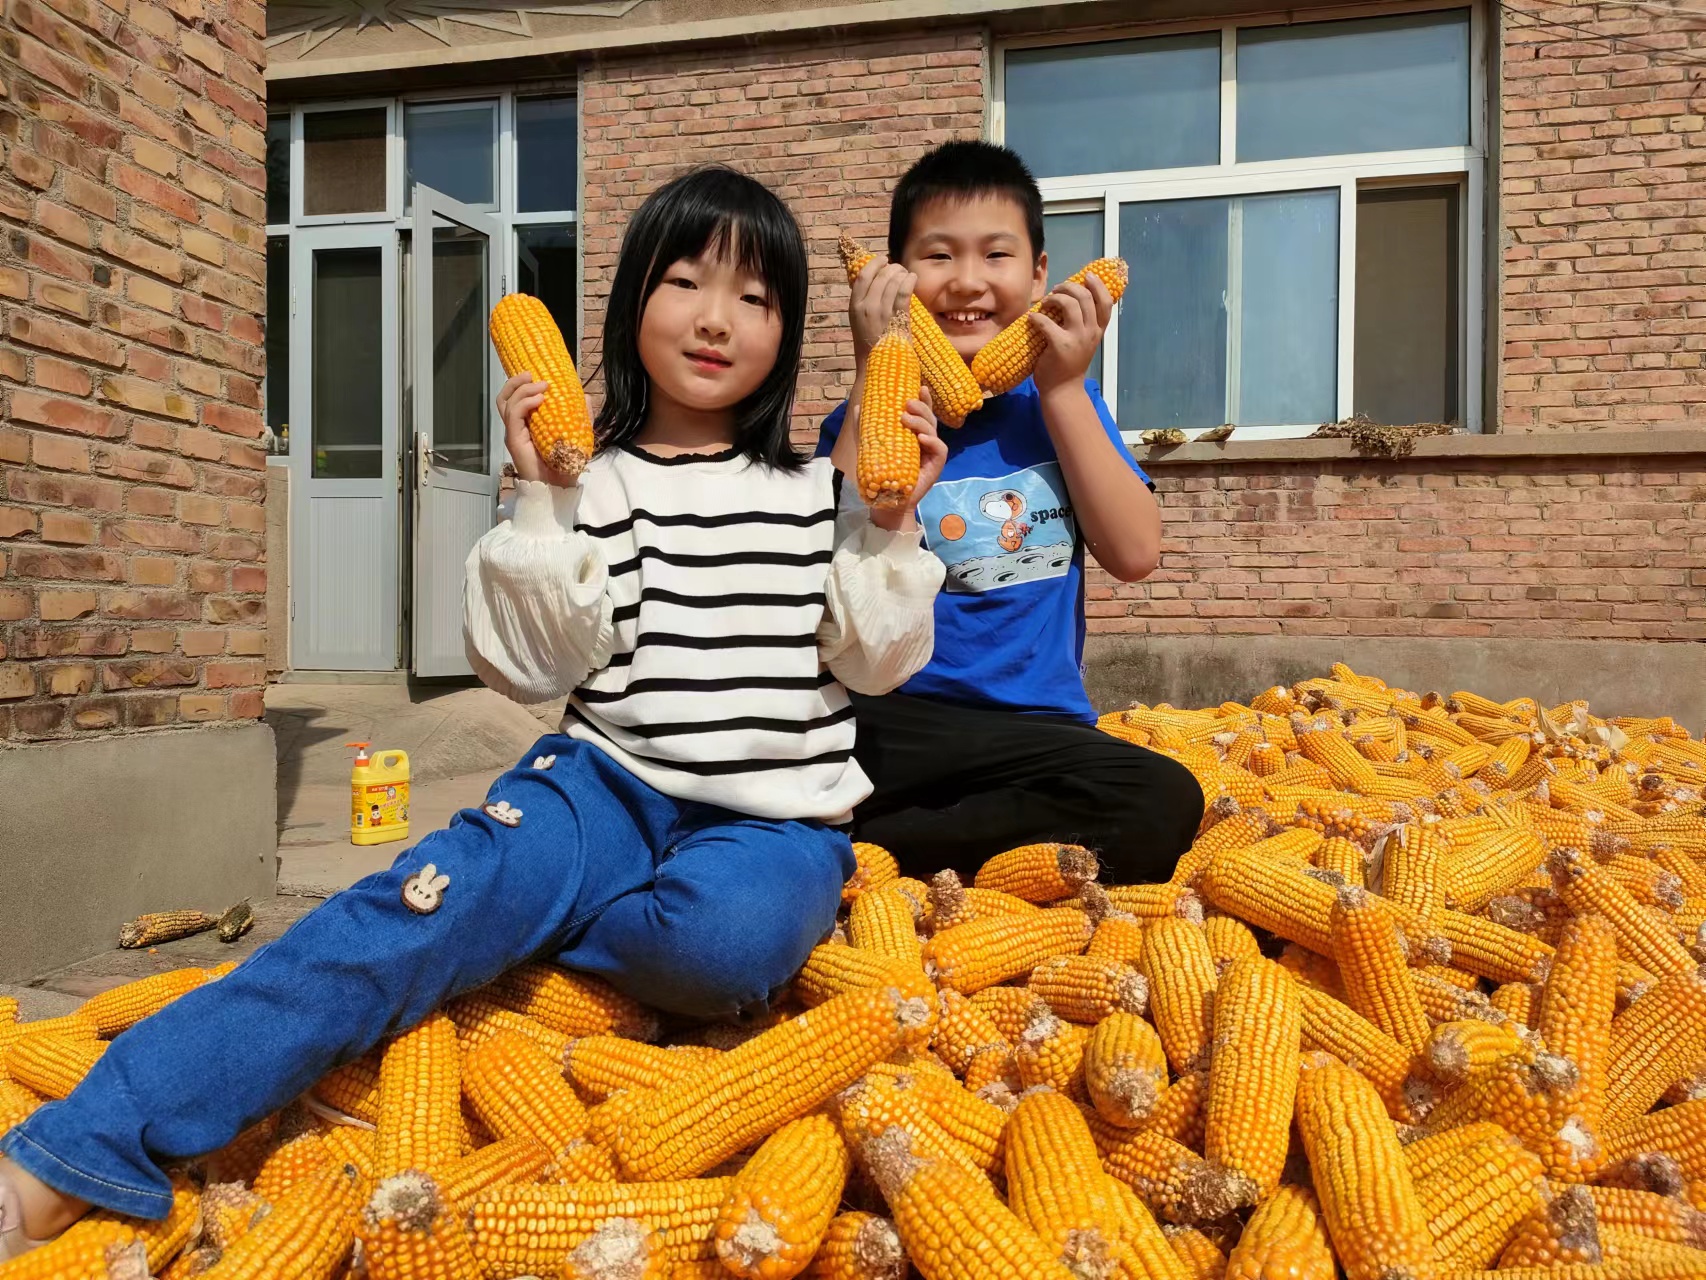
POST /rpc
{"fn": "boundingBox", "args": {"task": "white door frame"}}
[289,223,401,671]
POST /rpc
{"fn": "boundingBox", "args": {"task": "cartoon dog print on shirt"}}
[919,463,1076,594]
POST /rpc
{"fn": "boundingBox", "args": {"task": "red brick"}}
[8,390,126,437]
[0,589,33,621]
[178,693,226,720]
[205,659,262,688]
[32,433,91,473]
[103,657,197,689]
[102,589,197,620]
[111,161,199,222]
[0,507,39,539]
[33,356,92,396]
[201,402,261,439]
[40,511,96,544]
[92,446,195,487]
[8,312,122,366]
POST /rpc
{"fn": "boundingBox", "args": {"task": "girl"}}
[0,165,946,1248]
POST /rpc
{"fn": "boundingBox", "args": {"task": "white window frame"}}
[992,0,1487,441]
[263,87,580,465]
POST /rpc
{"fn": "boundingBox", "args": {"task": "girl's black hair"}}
[594,165,808,470]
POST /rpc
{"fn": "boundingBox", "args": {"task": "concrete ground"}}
[16,681,563,1008]
[268,680,564,896]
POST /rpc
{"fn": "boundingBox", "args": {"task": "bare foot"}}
[0,1157,88,1244]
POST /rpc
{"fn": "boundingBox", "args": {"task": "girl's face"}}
[638,248,781,415]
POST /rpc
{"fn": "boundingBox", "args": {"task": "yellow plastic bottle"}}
[349,741,411,846]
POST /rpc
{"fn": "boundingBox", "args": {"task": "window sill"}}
[1136,429,1706,468]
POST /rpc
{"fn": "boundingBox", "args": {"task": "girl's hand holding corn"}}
[848,255,918,364]
[868,385,947,534]
[497,373,570,487]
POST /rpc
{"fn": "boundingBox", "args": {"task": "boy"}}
[821,140,1203,884]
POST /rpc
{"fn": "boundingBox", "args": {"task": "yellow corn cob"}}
[855,307,922,509]
[1316,835,1368,888]
[562,1218,671,1280]
[469,1177,733,1275]
[0,1077,43,1137]
[1604,1098,1706,1181]
[436,1136,553,1206]
[713,1112,849,1279]
[353,1171,480,1280]
[1498,1182,1603,1267]
[1601,1225,1706,1269]
[975,843,1098,903]
[117,909,219,948]
[489,292,592,478]
[1139,917,1220,1074]
[1442,1261,1706,1279]
[1101,1173,1193,1280]
[967,986,1049,1042]
[1604,962,1706,1126]
[445,993,571,1063]
[1015,1007,1090,1097]
[970,258,1129,397]
[1587,1185,1706,1246]
[76,967,217,1037]
[1411,1132,1547,1268]
[1333,884,1432,1054]
[199,1159,366,1280]
[1100,1127,1246,1225]
[0,1224,144,1280]
[1029,954,1148,1023]
[1424,1019,1532,1086]
[861,1125,1079,1280]
[1529,912,1619,1179]
[487,962,658,1042]
[801,1211,904,1280]
[1083,1011,1168,1128]
[838,234,983,428]
[1201,914,1263,970]
[847,887,924,968]
[1166,1226,1228,1280]
[313,1051,382,1125]
[1137,1069,1210,1150]
[1083,916,1146,970]
[842,843,900,903]
[1551,848,1696,977]
[79,1178,202,1275]
[1199,850,1339,955]
[1385,823,1448,922]
[612,984,930,1180]
[927,871,1042,930]
[932,989,1010,1076]
[252,1132,332,1204]
[1440,829,1547,913]
[1294,1052,1436,1280]
[1203,957,1303,1200]
[1226,1183,1335,1280]
[564,1036,713,1101]
[1297,985,1430,1122]
[1488,981,1542,1027]
[1001,1087,1127,1279]
[836,1073,986,1180]
[375,1010,462,1179]
[1437,908,1555,984]
[1106,883,1205,923]
[897,1069,1007,1174]
[462,1027,590,1156]
[549,1136,619,1184]
[8,1030,105,1098]
[794,943,935,1011]
[924,907,1094,995]
[204,1113,282,1187]
[1403,1123,1514,1181]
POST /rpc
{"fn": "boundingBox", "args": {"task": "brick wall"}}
[578,28,985,448]
[0,0,269,740]
[1501,1,1706,431]
[1089,448,1706,640]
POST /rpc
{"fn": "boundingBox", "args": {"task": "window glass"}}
[266,116,290,225]
[516,224,578,355]
[517,97,578,213]
[311,247,384,478]
[266,236,290,454]
[405,102,497,210]
[1355,187,1460,425]
[303,108,387,216]
[1042,209,1106,387]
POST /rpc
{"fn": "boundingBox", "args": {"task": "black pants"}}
[847,691,1205,886]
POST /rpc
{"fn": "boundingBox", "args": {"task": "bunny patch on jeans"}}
[400,863,451,915]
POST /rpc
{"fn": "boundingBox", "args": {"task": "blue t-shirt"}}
[817,377,1150,723]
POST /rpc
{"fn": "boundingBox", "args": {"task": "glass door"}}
[410,183,502,677]
[289,225,400,670]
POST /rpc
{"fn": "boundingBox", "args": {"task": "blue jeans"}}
[1,737,854,1218]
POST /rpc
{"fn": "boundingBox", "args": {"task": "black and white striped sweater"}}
[464,446,944,822]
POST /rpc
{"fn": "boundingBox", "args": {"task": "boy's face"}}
[899,194,1048,363]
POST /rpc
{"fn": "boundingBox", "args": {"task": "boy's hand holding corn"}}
[1029,272,1116,396]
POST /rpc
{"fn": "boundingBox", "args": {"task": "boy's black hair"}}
[888,141,1046,264]
[594,165,807,470]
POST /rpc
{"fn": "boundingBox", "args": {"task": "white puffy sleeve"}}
[817,507,946,696]
[463,479,615,704]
